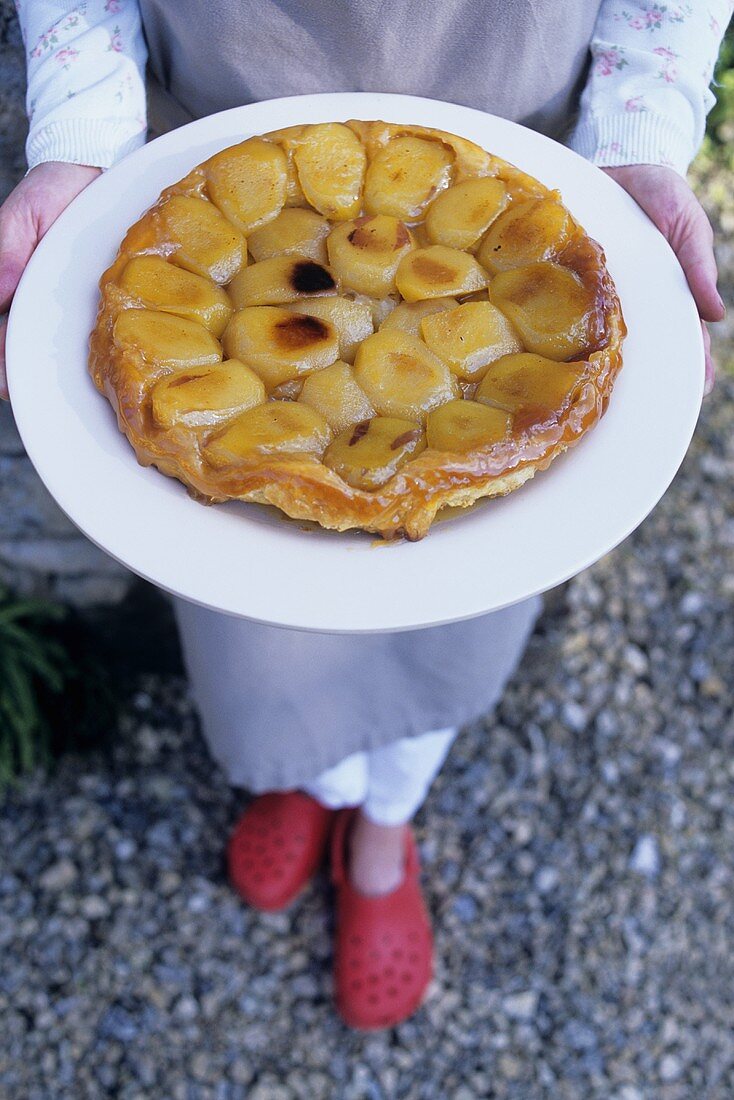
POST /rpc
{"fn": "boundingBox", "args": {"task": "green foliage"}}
[0,589,69,784]
[0,587,121,787]
[706,21,734,146]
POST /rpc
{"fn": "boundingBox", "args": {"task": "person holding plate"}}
[0,0,729,1030]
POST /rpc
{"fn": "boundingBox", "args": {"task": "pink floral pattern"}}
[595,46,629,75]
[653,44,680,83]
[616,4,693,31]
[54,46,80,71]
[28,5,87,58]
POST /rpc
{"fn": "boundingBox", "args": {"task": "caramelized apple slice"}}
[151,359,265,429]
[425,177,509,250]
[426,399,512,452]
[327,215,414,297]
[353,329,459,422]
[205,401,332,465]
[324,416,425,490]
[158,194,247,284]
[364,136,452,219]
[298,360,375,432]
[477,198,572,274]
[227,255,337,308]
[247,208,330,264]
[420,301,522,381]
[205,137,287,233]
[286,296,373,363]
[293,123,367,220]
[476,352,586,422]
[490,262,594,360]
[379,297,458,337]
[113,309,222,370]
[395,246,488,301]
[222,306,339,390]
[119,256,233,337]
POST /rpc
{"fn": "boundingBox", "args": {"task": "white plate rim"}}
[6,91,703,633]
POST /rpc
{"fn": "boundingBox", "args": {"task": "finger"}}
[702,321,715,397]
[0,253,28,315]
[672,206,725,324]
[0,318,8,401]
[0,201,38,312]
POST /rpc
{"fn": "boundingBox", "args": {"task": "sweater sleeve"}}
[568,1,733,174]
[15,0,148,170]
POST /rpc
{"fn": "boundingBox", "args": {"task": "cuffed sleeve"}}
[568,1,733,174]
[16,1,147,170]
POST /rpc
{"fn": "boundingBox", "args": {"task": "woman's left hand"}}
[602,164,725,395]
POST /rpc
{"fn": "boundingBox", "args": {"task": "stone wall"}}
[0,2,132,605]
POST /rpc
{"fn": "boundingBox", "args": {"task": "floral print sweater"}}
[14,0,734,176]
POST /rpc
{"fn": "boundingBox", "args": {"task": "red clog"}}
[331,810,434,1030]
[227,791,334,912]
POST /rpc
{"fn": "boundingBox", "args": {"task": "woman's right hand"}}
[0,161,102,401]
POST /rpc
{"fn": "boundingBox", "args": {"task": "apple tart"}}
[90,120,626,540]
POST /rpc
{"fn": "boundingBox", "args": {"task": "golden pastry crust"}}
[90,120,626,540]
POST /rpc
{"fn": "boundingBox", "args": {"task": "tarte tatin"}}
[90,120,626,540]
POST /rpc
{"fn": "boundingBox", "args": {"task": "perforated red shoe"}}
[227,792,334,912]
[331,810,434,1030]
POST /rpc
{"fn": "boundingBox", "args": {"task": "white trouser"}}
[303,726,458,826]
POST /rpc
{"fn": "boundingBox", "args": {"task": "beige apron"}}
[138,0,597,790]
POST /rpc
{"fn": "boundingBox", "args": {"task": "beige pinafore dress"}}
[138,0,601,791]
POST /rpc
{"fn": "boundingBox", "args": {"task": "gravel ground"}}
[1,358,733,1097]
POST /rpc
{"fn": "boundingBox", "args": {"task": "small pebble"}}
[629,835,661,880]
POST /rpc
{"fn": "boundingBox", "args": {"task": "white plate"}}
[7,92,703,633]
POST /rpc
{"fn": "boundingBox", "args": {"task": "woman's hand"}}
[0,161,101,401]
[602,164,725,395]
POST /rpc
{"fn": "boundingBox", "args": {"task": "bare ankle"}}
[347,809,407,897]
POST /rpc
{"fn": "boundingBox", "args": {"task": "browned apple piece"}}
[475,352,587,423]
[353,329,459,422]
[324,416,425,490]
[113,309,222,371]
[490,262,594,360]
[205,401,332,465]
[425,177,509,250]
[247,208,330,264]
[286,296,373,363]
[477,197,572,274]
[119,255,233,337]
[395,246,488,301]
[227,255,337,308]
[222,306,339,390]
[420,301,522,381]
[298,360,375,432]
[205,137,288,234]
[379,297,458,337]
[426,399,512,452]
[364,136,453,219]
[327,215,414,297]
[293,122,366,220]
[151,359,266,428]
[158,194,247,284]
